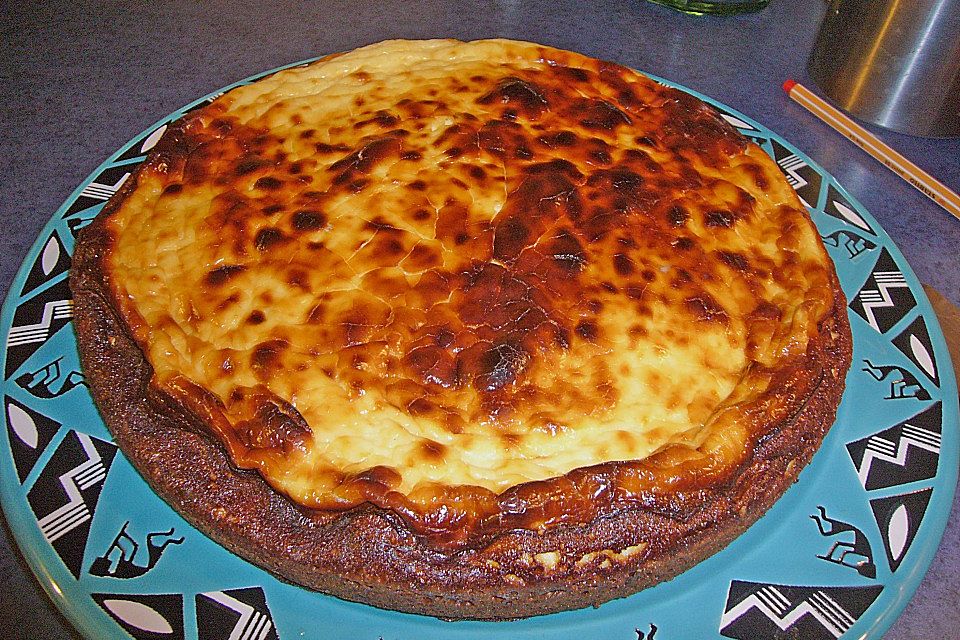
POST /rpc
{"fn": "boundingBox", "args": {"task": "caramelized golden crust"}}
[71,39,852,617]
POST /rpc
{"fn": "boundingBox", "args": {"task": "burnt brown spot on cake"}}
[718,250,751,272]
[613,253,635,276]
[705,209,735,228]
[330,137,401,176]
[575,99,632,131]
[236,158,268,176]
[575,320,599,341]
[254,227,286,252]
[477,77,549,118]
[666,204,689,227]
[236,395,312,453]
[685,294,728,323]
[419,439,447,461]
[251,339,288,373]
[254,176,283,191]
[205,265,246,286]
[291,210,326,231]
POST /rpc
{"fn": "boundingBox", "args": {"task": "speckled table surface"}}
[1,1,957,638]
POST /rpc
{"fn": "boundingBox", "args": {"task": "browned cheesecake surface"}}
[73,40,850,610]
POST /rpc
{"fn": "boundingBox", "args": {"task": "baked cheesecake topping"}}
[103,39,836,547]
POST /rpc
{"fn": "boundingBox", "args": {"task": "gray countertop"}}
[1,1,957,638]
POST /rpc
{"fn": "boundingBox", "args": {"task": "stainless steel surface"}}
[808,0,960,137]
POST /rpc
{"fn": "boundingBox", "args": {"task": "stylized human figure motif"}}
[89,522,184,579]
[821,230,877,259]
[67,214,97,238]
[15,357,88,399]
[862,359,931,400]
[810,506,876,579]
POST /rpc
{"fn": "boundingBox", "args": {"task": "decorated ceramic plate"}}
[1,60,956,640]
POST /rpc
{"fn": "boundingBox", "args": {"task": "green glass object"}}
[648,0,770,15]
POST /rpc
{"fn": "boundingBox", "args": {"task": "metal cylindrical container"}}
[808,0,960,138]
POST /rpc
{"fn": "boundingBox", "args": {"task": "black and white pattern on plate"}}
[112,123,169,164]
[26,430,116,578]
[63,202,103,239]
[849,248,916,334]
[14,356,87,400]
[720,581,883,639]
[870,488,933,573]
[20,230,71,299]
[891,316,940,387]
[821,183,877,236]
[861,358,932,401]
[197,587,278,640]
[4,395,61,483]
[847,402,942,491]
[5,277,74,379]
[89,521,184,579]
[713,107,761,133]
[713,107,765,145]
[179,90,229,117]
[93,592,185,640]
[820,228,878,260]
[809,506,876,579]
[770,138,822,209]
[59,164,132,221]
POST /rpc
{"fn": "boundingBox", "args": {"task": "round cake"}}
[70,39,852,619]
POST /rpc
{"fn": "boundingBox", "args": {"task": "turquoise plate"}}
[1,60,957,640]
